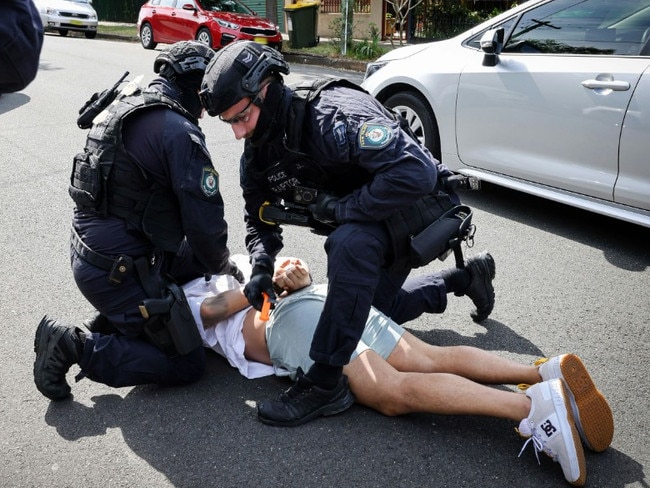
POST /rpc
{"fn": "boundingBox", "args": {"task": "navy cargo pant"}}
[308,221,448,367]
[71,248,205,388]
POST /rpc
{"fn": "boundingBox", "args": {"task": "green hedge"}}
[92,0,144,22]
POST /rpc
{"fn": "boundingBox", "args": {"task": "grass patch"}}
[98,24,139,37]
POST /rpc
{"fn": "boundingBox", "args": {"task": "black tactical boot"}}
[464,251,496,323]
[33,316,84,401]
[257,368,355,427]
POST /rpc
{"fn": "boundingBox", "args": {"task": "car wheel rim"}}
[198,32,210,45]
[142,28,151,45]
[392,104,425,146]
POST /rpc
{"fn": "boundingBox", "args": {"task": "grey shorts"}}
[266,284,405,379]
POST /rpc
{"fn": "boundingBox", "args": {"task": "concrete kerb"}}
[96,22,379,73]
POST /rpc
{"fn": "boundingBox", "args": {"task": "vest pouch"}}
[409,205,473,268]
[69,151,102,209]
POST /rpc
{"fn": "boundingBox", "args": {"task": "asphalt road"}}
[1,34,649,488]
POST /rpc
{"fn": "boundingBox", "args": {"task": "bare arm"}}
[200,257,311,329]
[200,288,249,329]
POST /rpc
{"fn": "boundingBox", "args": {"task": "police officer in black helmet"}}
[33,41,244,401]
[200,41,496,427]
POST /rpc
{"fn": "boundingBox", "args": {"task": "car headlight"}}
[216,19,240,30]
[364,60,388,80]
[46,8,59,15]
[90,13,97,20]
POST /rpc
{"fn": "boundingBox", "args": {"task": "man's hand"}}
[244,265,276,310]
[309,193,338,225]
[224,259,245,284]
[273,258,312,295]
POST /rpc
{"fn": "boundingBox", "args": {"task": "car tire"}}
[196,27,212,47]
[58,29,68,37]
[384,91,441,160]
[85,31,97,39]
[140,23,157,50]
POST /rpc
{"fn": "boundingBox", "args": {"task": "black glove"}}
[309,193,338,225]
[244,265,276,310]
[224,259,245,284]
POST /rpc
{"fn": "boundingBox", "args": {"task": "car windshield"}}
[200,0,252,14]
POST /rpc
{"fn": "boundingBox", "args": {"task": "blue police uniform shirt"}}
[241,82,456,270]
[73,78,231,277]
[0,0,44,93]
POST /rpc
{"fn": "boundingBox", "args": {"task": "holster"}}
[133,255,201,357]
[385,193,474,269]
[409,205,473,268]
[140,281,202,357]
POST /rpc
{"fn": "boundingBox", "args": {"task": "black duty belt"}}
[70,226,116,271]
[70,226,158,286]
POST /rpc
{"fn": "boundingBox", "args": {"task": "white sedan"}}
[362,0,650,228]
[33,0,98,39]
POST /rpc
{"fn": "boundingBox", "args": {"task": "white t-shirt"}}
[182,255,275,379]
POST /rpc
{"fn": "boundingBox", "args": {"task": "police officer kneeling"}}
[199,41,497,427]
[33,41,243,401]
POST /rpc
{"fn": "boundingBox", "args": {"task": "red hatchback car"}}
[137,0,283,51]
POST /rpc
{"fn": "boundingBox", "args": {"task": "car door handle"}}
[581,79,630,91]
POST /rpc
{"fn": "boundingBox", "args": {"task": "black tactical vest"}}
[246,78,375,203]
[69,89,193,252]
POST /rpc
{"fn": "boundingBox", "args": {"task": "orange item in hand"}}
[260,292,272,321]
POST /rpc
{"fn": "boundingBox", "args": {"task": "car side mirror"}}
[480,27,504,67]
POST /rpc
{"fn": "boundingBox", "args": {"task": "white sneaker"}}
[518,379,586,487]
[537,354,614,452]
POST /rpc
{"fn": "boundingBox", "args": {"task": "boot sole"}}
[33,316,71,401]
[560,354,614,452]
[554,381,587,487]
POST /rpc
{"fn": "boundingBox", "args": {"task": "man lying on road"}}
[183,255,614,487]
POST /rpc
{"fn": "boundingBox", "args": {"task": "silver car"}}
[34,0,98,39]
[362,0,650,228]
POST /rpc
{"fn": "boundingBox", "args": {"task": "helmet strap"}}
[251,80,287,147]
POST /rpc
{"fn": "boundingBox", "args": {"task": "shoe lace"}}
[517,357,549,392]
[516,424,557,464]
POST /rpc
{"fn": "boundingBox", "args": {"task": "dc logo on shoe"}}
[541,418,558,438]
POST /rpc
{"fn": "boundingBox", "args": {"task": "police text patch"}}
[201,166,219,197]
[332,121,347,146]
[358,123,393,150]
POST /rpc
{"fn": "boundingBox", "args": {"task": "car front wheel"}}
[196,27,212,47]
[85,31,97,39]
[140,23,157,49]
[58,29,68,36]
[384,91,440,160]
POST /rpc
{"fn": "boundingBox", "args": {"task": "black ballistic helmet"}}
[154,41,215,88]
[200,41,290,117]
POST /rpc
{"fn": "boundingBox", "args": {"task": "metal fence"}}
[320,0,372,14]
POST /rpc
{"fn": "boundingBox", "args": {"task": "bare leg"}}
[386,331,541,386]
[344,350,531,421]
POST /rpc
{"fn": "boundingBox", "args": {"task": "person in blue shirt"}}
[0,0,44,93]
[33,41,243,402]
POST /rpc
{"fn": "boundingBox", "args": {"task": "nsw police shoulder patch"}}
[201,166,219,197]
[358,123,393,150]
